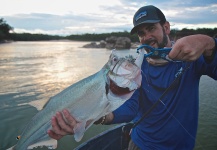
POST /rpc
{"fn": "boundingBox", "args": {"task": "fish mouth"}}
[109,79,131,95]
[107,68,141,96]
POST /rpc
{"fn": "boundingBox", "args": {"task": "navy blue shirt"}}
[112,39,217,150]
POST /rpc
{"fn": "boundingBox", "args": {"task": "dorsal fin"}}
[28,98,51,111]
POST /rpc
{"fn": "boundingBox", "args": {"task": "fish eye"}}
[113,57,118,62]
[16,135,21,140]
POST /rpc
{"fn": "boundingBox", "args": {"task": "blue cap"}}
[131,5,166,34]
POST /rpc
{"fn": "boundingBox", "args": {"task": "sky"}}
[1,0,217,36]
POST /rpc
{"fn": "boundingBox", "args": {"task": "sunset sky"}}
[1,0,217,35]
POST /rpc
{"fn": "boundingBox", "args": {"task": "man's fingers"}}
[47,130,63,140]
[50,116,69,135]
[48,109,77,140]
[63,109,77,128]
[55,111,74,134]
[168,47,182,60]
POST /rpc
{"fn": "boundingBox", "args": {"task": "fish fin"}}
[6,146,15,150]
[73,121,86,142]
[27,138,57,149]
[28,98,50,111]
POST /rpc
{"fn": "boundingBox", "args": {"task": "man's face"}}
[136,23,168,50]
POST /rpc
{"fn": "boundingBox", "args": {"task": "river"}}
[0,41,216,150]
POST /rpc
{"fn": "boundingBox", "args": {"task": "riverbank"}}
[0,40,13,44]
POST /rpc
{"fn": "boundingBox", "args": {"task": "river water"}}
[0,41,216,150]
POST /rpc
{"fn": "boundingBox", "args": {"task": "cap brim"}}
[130,20,160,35]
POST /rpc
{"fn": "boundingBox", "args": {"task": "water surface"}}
[0,41,216,150]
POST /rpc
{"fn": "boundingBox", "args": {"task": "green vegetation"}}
[66,31,139,42]
[10,33,64,41]
[171,28,217,40]
[0,18,13,42]
[1,17,217,43]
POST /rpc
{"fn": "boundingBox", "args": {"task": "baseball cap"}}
[130,5,166,34]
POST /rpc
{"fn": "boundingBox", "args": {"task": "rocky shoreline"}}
[83,36,140,49]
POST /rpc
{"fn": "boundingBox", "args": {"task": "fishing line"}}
[132,62,191,126]
[130,62,205,149]
[159,100,204,150]
[137,80,204,150]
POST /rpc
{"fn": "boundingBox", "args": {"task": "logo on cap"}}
[135,11,147,22]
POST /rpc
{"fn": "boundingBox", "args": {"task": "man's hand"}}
[47,109,114,140]
[47,109,76,140]
[169,34,215,61]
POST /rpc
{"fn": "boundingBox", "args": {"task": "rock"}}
[105,36,131,50]
[131,42,140,49]
[115,37,131,50]
[83,40,107,48]
[105,36,117,49]
[99,40,106,48]
[83,42,99,48]
[83,36,132,50]
[105,43,115,49]
[105,36,117,44]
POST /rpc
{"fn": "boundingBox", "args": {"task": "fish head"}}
[104,49,144,100]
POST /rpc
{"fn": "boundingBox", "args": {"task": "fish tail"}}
[6,145,15,150]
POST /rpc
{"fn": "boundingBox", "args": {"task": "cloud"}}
[4,12,132,35]
[162,3,217,25]
[1,0,136,35]
[1,0,217,35]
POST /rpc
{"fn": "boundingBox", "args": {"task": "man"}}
[48,5,217,149]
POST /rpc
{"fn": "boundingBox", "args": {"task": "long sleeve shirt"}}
[112,38,217,150]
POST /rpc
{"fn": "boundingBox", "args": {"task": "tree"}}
[0,18,13,41]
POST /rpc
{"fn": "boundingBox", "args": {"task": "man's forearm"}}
[203,37,216,63]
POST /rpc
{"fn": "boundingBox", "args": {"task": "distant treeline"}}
[9,31,139,42]
[66,31,139,42]
[171,28,217,40]
[0,18,13,41]
[10,33,64,41]
[9,28,217,43]
[1,18,217,43]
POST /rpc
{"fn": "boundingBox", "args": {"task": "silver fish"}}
[7,49,144,150]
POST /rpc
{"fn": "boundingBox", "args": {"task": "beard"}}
[158,31,168,48]
[144,28,168,49]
